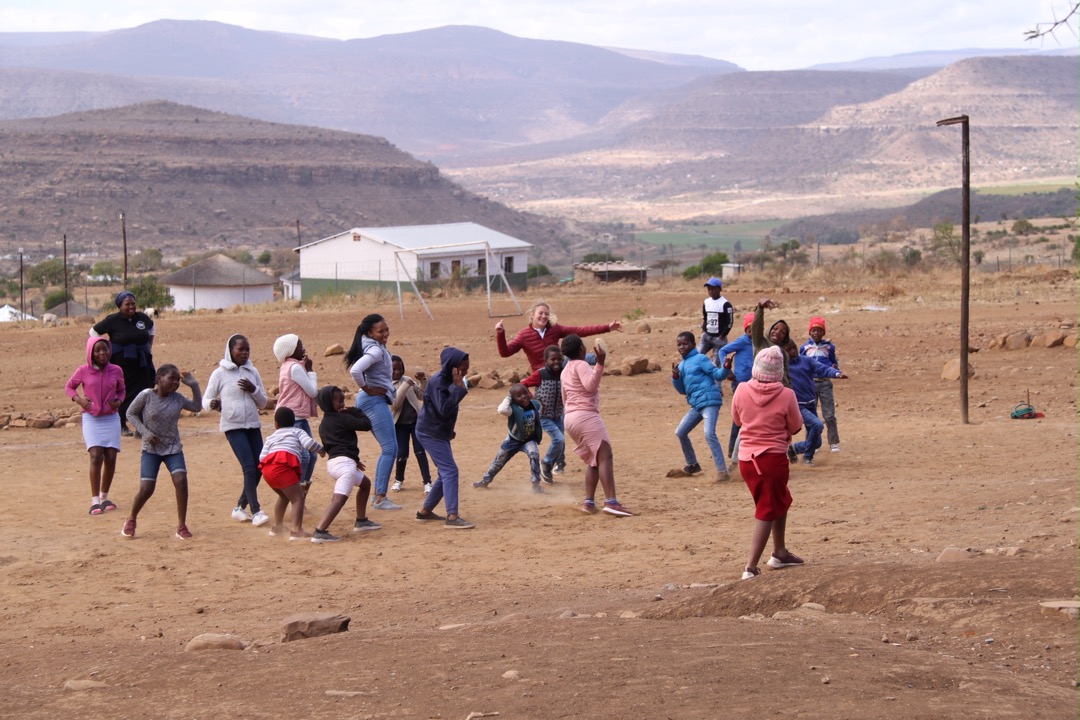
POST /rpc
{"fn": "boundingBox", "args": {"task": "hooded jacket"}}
[416,348,469,440]
[65,337,126,417]
[787,353,842,405]
[751,305,791,386]
[204,334,267,431]
[731,379,802,461]
[718,333,754,383]
[349,335,396,403]
[673,348,729,410]
[316,385,372,462]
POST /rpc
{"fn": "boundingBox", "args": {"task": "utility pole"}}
[120,212,129,287]
[63,234,69,316]
[19,248,25,322]
[296,219,302,248]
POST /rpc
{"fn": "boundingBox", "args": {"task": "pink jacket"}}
[731,379,802,461]
[65,337,125,417]
[560,359,604,415]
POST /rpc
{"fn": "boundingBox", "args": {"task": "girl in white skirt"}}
[65,337,126,514]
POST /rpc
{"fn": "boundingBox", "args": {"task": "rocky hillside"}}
[0,102,596,263]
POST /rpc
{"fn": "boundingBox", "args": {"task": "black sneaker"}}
[683,463,702,474]
[472,479,491,489]
[540,462,554,483]
[311,529,340,543]
[786,445,798,464]
[416,510,445,522]
[353,518,382,532]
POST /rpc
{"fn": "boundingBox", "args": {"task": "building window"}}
[430,262,441,279]
[477,258,486,276]
[504,256,514,274]
[451,260,461,275]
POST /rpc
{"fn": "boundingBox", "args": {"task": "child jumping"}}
[672,331,730,481]
[259,406,325,540]
[524,345,565,482]
[121,364,202,540]
[730,346,803,580]
[273,334,320,493]
[800,317,842,452]
[475,383,544,493]
[310,385,380,543]
[66,337,126,515]
[205,334,270,527]
[390,355,432,493]
[560,334,633,517]
[698,277,735,366]
[415,347,474,529]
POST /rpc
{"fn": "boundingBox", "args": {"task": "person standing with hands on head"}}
[345,314,401,511]
[66,337,126,515]
[560,334,633,517]
[495,301,622,385]
[698,277,734,370]
[800,317,843,453]
[121,364,202,540]
[415,348,475,529]
[205,334,270,527]
[273,334,320,493]
[90,290,156,437]
[730,346,803,581]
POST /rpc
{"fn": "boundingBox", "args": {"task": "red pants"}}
[739,452,792,521]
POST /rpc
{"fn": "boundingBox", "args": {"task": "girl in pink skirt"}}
[559,334,634,517]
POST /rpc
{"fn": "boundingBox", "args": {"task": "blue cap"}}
[704,277,722,288]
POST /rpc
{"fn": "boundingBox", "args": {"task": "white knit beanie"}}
[272,334,299,363]
[752,346,784,383]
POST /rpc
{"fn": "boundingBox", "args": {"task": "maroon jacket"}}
[497,322,611,379]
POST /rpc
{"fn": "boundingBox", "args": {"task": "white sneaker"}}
[372,497,402,511]
[830,444,841,453]
[423,484,433,495]
[251,510,271,527]
[231,506,251,522]
[391,480,403,492]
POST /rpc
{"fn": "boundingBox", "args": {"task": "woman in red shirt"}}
[495,301,622,382]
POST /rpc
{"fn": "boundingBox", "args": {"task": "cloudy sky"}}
[1,0,1076,70]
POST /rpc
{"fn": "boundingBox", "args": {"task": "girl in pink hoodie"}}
[66,337,126,515]
[730,346,804,580]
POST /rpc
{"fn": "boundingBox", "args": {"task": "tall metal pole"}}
[120,212,129,287]
[936,114,971,424]
[296,219,302,248]
[18,248,25,322]
[62,233,69,316]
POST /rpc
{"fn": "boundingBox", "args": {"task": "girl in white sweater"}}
[205,334,269,526]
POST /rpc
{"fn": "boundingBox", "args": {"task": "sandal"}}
[89,503,103,515]
[100,499,117,512]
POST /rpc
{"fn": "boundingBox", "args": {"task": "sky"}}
[1,0,1077,70]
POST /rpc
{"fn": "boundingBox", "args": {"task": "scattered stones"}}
[618,610,639,619]
[281,612,350,642]
[559,610,579,619]
[501,670,521,680]
[906,632,919,642]
[1039,600,1080,620]
[801,603,826,612]
[64,679,109,691]
[821,676,831,685]
[476,373,505,390]
[935,546,982,562]
[438,623,468,630]
[1004,546,1024,557]
[1043,331,1066,348]
[941,358,975,381]
[660,583,679,592]
[620,357,651,376]
[184,633,250,652]
[1003,332,1031,351]
[324,343,344,356]
[325,690,366,697]
[1064,335,1079,348]
[635,322,651,334]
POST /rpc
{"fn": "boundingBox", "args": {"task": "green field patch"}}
[635,220,784,252]
[976,182,1075,196]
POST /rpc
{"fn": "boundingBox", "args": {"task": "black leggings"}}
[395,422,431,483]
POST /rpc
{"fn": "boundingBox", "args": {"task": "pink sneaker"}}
[121,518,136,538]
[175,524,193,540]
[602,502,634,517]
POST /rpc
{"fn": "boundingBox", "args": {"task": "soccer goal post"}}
[392,241,523,321]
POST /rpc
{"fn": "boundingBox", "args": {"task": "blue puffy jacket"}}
[718,333,754,383]
[673,349,730,410]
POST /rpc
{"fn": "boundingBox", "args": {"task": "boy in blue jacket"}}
[784,341,846,466]
[475,383,545,493]
[672,331,730,480]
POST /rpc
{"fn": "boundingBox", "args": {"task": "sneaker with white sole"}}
[540,462,554,483]
[311,529,340,543]
[372,497,402,511]
[602,502,635,517]
[767,551,804,569]
[251,510,271,527]
[830,444,840,453]
[231,506,251,522]
[423,483,433,495]
[391,480,403,492]
[175,524,193,540]
[741,567,761,580]
[444,516,475,529]
[353,518,382,532]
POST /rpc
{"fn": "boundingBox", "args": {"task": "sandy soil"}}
[0,272,1076,719]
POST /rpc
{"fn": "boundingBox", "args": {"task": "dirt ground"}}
[0,271,1077,719]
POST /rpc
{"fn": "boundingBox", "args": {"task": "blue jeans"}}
[675,404,727,472]
[417,431,459,517]
[540,417,565,468]
[293,418,316,486]
[356,392,397,497]
[727,379,741,458]
[482,437,541,485]
[226,427,264,513]
[793,404,824,461]
[139,450,186,481]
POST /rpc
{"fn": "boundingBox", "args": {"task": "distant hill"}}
[810,46,1078,71]
[0,102,599,263]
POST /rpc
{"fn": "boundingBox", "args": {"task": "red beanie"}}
[808,317,826,333]
[742,312,755,330]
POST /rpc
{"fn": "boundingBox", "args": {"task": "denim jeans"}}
[814,378,839,446]
[793,404,824,460]
[727,379,741,458]
[356,392,398,497]
[674,404,727,472]
[540,417,565,468]
[395,421,431,484]
[226,427,264,513]
[417,431,459,517]
[482,437,541,484]
[293,418,316,486]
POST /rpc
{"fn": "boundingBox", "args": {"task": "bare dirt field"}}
[0,270,1077,719]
